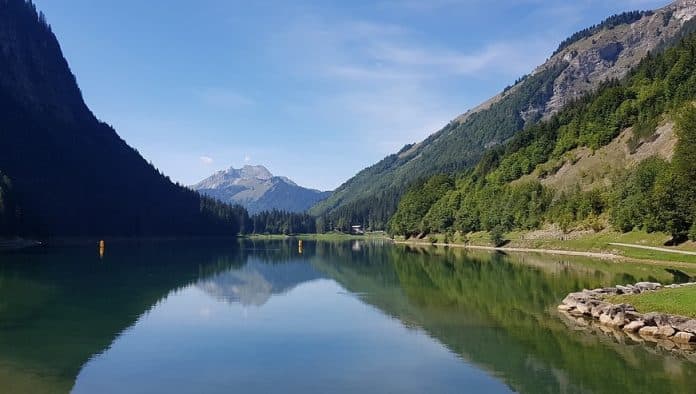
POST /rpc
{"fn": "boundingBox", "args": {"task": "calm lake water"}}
[2,239,696,393]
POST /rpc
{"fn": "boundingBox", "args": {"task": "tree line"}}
[553,10,653,56]
[389,30,696,242]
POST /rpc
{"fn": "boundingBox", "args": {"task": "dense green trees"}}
[389,31,696,240]
[315,187,402,232]
[0,172,19,236]
[388,175,454,237]
[247,210,316,235]
[0,0,247,237]
[611,106,696,240]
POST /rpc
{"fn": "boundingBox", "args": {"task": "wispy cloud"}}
[267,15,552,152]
[196,88,253,110]
[199,155,214,165]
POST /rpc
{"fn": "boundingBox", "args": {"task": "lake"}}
[2,239,696,393]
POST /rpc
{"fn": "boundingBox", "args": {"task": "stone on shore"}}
[558,281,696,351]
[669,318,696,334]
[656,325,676,339]
[672,332,696,344]
[623,320,645,333]
[638,326,659,337]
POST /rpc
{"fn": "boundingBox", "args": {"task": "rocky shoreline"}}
[558,282,696,347]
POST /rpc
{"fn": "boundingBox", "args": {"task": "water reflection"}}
[1,240,696,393]
[196,257,321,306]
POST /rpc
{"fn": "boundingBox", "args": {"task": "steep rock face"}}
[192,165,330,214]
[311,0,696,226]
[541,0,696,116]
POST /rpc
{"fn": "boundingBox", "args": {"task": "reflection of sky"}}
[72,278,512,394]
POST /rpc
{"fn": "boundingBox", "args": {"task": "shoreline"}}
[558,282,696,351]
[394,240,620,260]
[393,231,696,266]
[0,238,43,251]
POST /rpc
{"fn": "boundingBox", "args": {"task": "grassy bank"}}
[398,229,696,264]
[608,286,696,318]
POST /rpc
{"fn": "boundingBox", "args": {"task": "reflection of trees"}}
[3,240,696,394]
[0,240,245,394]
[313,245,696,394]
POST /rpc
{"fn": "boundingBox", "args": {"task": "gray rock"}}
[643,312,669,327]
[669,318,696,334]
[656,326,676,339]
[576,303,591,315]
[623,320,645,333]
[591,303,611,318]
[634,282,661,292]
[561,293,586,308]
[672,332,696,344]
[638,326,659,337]
[599,313,613,326]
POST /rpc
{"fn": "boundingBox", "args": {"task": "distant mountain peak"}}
[192,164,330,213]
[237,164,273,180]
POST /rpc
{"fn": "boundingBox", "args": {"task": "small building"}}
[351,225,365,235]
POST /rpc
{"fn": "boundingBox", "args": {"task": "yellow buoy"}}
[99,240,105,259]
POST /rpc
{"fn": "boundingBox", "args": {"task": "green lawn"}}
[608,286,696,318]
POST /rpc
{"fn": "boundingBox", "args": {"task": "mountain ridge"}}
[310,0,696,231]
[0,0,243,236]
[193,164,330,214]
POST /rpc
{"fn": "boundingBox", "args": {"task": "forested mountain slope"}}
[0,0,243,237]
[311,0,696,231]
[389,29,696,241]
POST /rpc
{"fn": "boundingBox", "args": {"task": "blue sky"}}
[33,0,668,190]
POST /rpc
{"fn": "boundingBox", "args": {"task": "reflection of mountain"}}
[310,244,696,394]
[4,240,696,394]
[0,240,323,393]
[197,258,322,306]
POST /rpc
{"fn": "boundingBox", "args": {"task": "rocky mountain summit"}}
[192,165,330,214]
[537,0,696,117]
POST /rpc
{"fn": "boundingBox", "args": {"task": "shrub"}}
[490,226,506,247]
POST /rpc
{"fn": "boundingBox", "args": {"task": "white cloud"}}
[199,155,214,165]
[244,155,251,163]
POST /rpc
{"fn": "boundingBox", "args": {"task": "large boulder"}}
[638,326,659,337]
[634,282,661,292]
[656,326,676,339]
[672,332,696,344]
[668,317,696,334]
[642,312,670,327]
[623,320,645,333]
